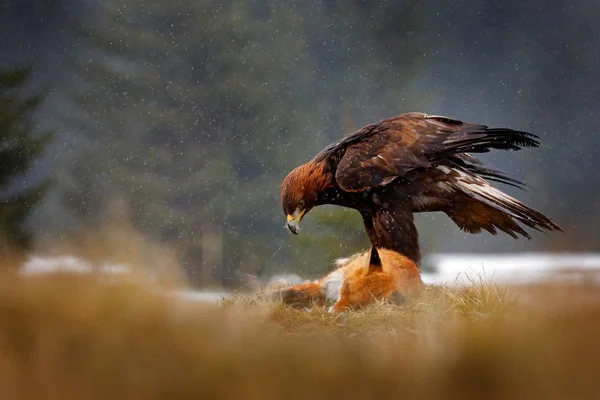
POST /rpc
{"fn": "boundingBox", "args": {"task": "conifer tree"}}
[0,68,53,250]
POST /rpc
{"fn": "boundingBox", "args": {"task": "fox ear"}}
[367,247,382,273]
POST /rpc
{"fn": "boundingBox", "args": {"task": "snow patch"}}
[421,253,600,286]
[21,255,130,276]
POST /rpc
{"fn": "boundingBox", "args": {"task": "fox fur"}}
[271,248,423,312]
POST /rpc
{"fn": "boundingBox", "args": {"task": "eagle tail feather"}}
[447,167,562,237]
[446,203,531,240]
[463,164,529,190]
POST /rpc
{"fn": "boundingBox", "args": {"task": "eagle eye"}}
[298,199,305,207]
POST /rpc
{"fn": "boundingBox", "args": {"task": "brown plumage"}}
[281,112,562,264]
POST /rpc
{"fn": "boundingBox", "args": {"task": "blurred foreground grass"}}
[0,268,599,399]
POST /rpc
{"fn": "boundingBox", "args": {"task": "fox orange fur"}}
[271,248,423,312]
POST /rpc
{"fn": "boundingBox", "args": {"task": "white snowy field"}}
[421,253,600,286]
[17,252,600,304]
[19,255,232,302]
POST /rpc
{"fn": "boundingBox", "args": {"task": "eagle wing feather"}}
[333,113,539,193]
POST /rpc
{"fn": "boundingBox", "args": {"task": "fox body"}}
[273,248,424,312]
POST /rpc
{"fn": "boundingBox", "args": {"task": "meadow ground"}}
[0,266,599,400]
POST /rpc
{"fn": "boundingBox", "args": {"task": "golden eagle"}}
[281,112,562,263]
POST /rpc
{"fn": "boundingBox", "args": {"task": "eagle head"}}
[281,162,328,234]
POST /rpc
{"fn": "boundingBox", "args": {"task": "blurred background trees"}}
[1,0,598,286]
[46,0,429,285]
[0,68,52,253]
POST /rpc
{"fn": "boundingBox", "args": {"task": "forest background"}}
[1,0,598,287]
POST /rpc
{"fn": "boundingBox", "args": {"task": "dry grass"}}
[0,268,599,399]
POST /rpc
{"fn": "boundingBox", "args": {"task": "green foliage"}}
[0,68,53,250]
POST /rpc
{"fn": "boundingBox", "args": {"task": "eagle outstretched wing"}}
[331,113,560,256]
[333,113,538,193]
[281,112,561,265]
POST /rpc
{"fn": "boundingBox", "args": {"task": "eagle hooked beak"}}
[286,209,306,235]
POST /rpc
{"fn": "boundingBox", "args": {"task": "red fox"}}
[270,248,424,312]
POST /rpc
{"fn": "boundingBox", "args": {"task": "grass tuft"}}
[0,269,598,399]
